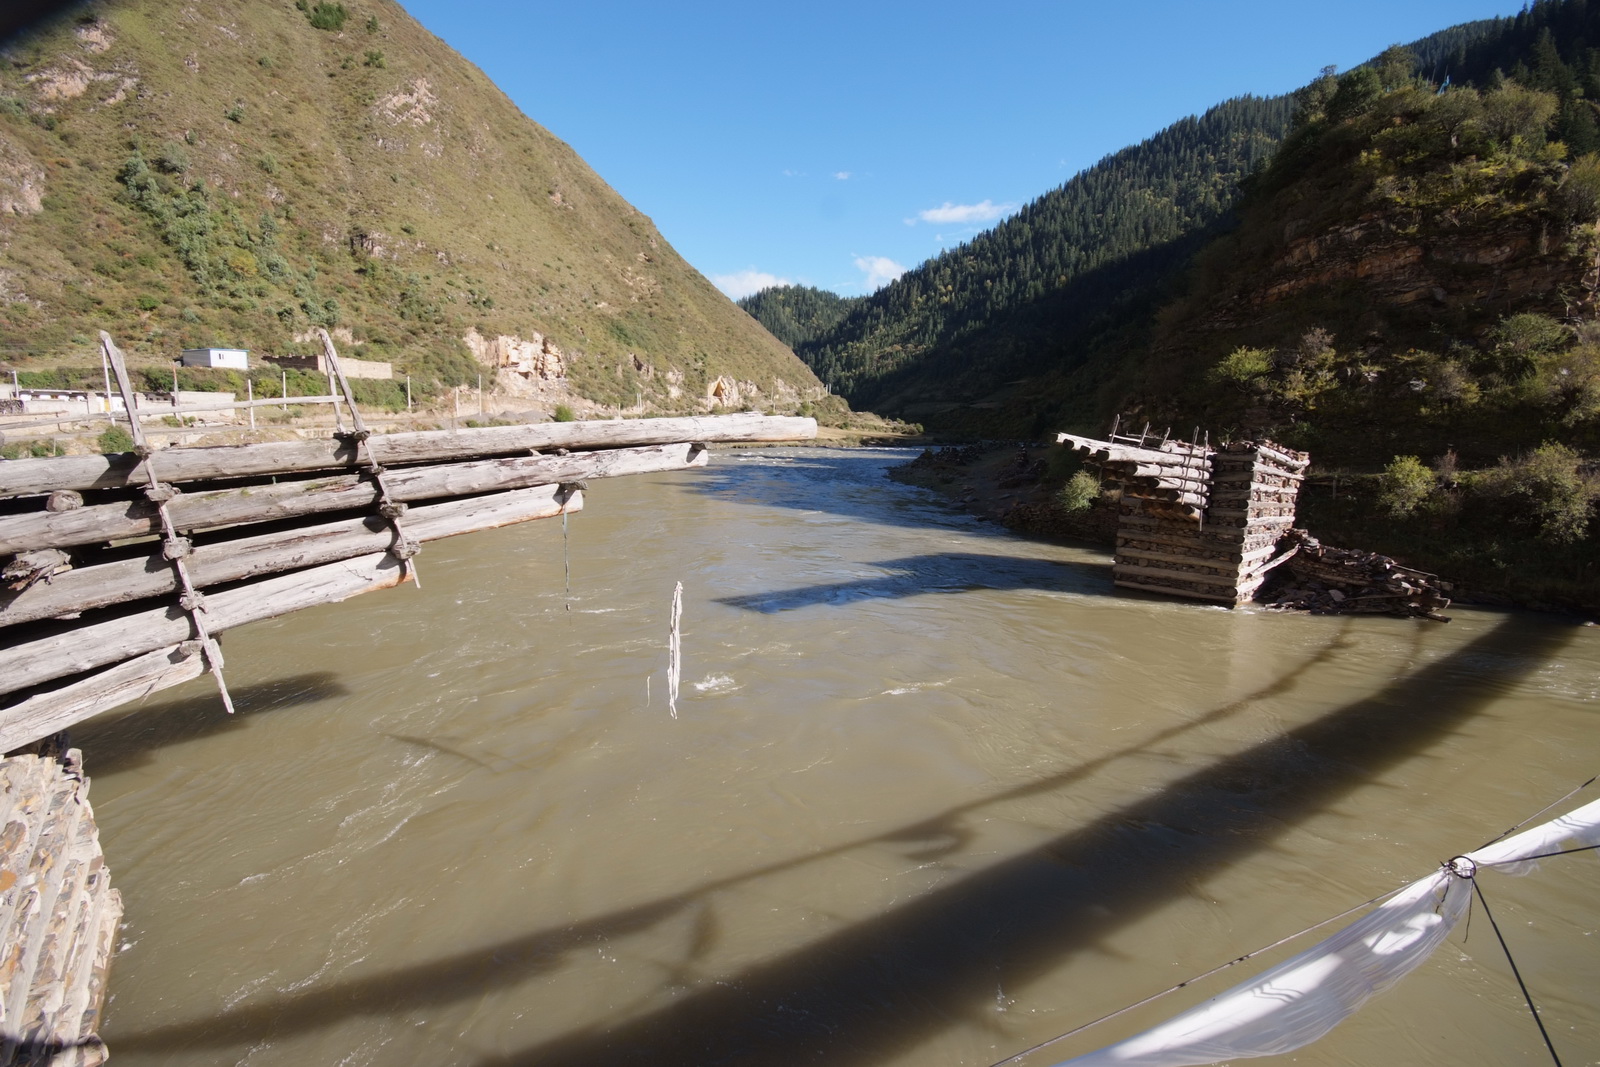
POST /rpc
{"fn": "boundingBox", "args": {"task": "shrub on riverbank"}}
[1298,451,1599,611]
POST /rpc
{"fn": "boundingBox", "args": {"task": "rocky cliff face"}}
[1192,206,1596,337]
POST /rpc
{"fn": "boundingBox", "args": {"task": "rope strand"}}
[1478,774,1598,851]
[1471,878,1563,1067]
[987,884,1409,1066]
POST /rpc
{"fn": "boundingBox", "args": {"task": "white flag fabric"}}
[1048,795,1600,1067]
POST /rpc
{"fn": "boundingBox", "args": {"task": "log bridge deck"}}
[0,331,816,1061]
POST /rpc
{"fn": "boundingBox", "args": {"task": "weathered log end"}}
[0,750,121,1066]
[3,550,72,593]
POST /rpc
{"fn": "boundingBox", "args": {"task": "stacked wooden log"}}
[1,412,815,754]
[1259,529,1452,621]
[1057,432,1309,605]
[1056,433,1214,521]
[0,750,120,1067]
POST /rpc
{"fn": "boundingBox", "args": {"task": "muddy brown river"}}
[75,447,1599,1066]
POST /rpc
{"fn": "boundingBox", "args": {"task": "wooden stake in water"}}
[561,508,571,612]
[667,581,683,719]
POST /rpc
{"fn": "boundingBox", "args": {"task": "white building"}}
[179,347,249,370]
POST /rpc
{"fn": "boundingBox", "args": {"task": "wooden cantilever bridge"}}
[0,331,815,1063]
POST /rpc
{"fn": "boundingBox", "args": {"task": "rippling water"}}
[75,447,1599,1066]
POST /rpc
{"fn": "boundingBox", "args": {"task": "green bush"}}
[1208,346,1273,386]
[305,2,348,31]
[552,403,576,422]
[348,378,407,412]
[1377,454,1434,516]
[97,425,136,454]
[153,141,190,175]
[1487,313,1570,381]
[1555,153,1600,221]
[0,439,64,459]
[18,367,98,390]
[1479,443,1598,543]
[1056,469,1101,512]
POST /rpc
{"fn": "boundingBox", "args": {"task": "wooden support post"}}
[101,332,235,715]
[1067,431,1311,606]
[319,328,420,586]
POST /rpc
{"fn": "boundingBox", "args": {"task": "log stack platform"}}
[1057,429,1309,605]
[0,750,120,1066]
[0,331,816,1061]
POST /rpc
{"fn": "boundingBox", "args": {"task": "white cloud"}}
[712,268,791,300]
[833,171,851,180]
[854,255,907,291]
[914,199,1013,225]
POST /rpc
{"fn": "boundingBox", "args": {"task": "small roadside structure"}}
[261,352,393,379]
[178,346,249,370]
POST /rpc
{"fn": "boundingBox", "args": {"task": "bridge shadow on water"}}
[107,614,1573,1064]
[73,672,349,776]
[716,552,1112,612]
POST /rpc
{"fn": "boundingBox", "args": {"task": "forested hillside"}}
[735,285,859,352]
[0,0,824,412]
[741,96,1292,414]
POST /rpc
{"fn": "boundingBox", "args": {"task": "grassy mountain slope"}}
[0,0,822,410]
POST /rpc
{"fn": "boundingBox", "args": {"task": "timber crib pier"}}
[1057,428,1309,605]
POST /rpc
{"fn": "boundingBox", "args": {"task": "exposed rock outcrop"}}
[463,328,567,398]
[1211,212,1597,327]
[0,133,45,217]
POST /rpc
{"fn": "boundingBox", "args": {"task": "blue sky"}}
[400,0,1526,299]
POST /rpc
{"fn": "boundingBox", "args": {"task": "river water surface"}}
[77,447,1599,1066]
